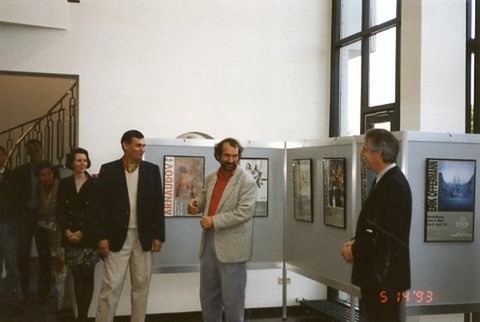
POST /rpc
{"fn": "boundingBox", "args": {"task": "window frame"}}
[467,0,480,133]
[329,0,402,136]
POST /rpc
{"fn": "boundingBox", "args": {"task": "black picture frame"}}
[163,155,205,217]
[292,159,313,222]
[425,158,476,242]
[240,158,269,217]
[323,158,346,229]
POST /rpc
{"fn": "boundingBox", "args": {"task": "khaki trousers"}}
[96,228,152,322]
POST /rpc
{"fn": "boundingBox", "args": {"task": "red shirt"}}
[207,167,234,216]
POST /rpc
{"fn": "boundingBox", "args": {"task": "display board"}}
[285,132,480,315]
[284,137,356,294]
[142,133,480,314]
[404,132,480,313]
[144,138,285,269]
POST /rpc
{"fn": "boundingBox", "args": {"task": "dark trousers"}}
[71,265,95,322]
[18,218,51,297]
[0,223,22,301]
[360,288,403,322]
[35,227,52,297]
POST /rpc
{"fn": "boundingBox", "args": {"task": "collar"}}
[376,163,396,184]
[217,166,235,179]
[122,157,140,173]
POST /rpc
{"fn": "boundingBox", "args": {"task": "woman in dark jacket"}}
[56,148,99,322]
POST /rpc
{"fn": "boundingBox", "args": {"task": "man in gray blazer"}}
[188,138,257,322]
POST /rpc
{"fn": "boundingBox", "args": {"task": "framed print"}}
[425,158,476,242]
[292,159,313,222]
[164,156,205,216]
[240,158,269,217]
[323,158,346,228]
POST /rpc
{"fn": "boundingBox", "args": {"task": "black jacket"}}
[352,166,412,292]
[13,162,38,219]
[0,168,16,224]
[97,159,165,252]
[56,175,99,248]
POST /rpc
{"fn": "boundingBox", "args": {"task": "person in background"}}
[341,129,412,322]
[13,138,44,299]
[0,146,23,311]
[96,130,164,322]
[188,138,258,322]
[56,148,99,322]
[36,161,66,308]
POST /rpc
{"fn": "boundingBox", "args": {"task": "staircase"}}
[0,82,78,169]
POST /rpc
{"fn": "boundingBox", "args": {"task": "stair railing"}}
[0,82,78,170]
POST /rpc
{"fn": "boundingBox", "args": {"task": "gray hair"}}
[365,129,399,163]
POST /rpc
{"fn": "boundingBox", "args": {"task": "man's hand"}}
[200,216,214,229]
[341,240,355,263]
[188,200,200,214]
[98,239,110,257]
[151,239,162,252]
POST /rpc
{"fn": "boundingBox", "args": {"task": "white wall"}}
[401,0,422,131]
[0,0,68,29]
[0,0,331,315]
[420,0,465,133]
[401,0,466,133]
[0,0,331,171]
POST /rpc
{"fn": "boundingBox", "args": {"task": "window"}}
[467,0,480,133]
[330,0,400,136]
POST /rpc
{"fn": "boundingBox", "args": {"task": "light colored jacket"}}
[198,166,257,263]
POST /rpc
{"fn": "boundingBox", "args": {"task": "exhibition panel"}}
[144,138,285,270]
[143,133,480,316]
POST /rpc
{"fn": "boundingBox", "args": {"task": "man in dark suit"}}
[341,129,412,322]
[0,146,23,308]
[12,138,46,299]
[96,130,164,322]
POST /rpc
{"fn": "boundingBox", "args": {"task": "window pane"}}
[369,28,396,106]
[339,41,362,136]
[340,0,362,39]
[370,0,396,27]
[373,121,391,130]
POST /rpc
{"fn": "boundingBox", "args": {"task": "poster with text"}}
[425,158,475,241]
[164,156,205,216]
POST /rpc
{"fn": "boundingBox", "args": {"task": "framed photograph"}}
[292,159,313,222]
[323,158,346,228]
[425,158,476,242]
[163,156,205,217]
[240,158,269,217]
